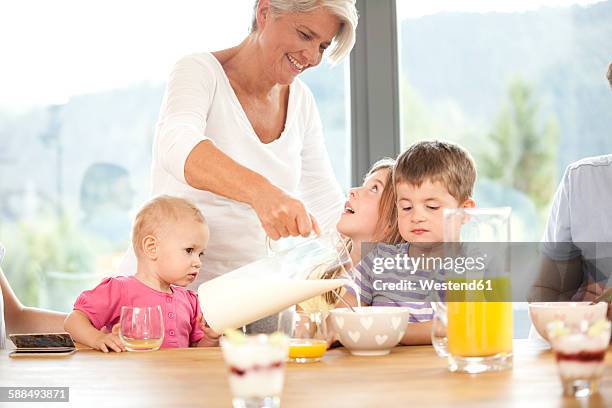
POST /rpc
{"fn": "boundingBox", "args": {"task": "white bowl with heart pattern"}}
[329,306,411,356]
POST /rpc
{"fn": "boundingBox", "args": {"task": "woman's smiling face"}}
[337,169,390,242]
[255,4,341,84]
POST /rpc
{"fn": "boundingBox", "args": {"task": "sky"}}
[0,0,606,111]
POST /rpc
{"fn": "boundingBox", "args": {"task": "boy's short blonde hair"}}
[132,195,205,256]
[394,140,476,203]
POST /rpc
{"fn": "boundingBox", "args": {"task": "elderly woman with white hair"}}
[148,0,358,295]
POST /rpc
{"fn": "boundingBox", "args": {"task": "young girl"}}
[336,158,432,345]
[337,158,403,266]
[64,195,219,352]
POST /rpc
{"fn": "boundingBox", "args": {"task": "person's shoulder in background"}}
[566,154,612,174]
[564,154,612,200]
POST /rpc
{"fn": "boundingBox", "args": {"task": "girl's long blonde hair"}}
[366,158,404,245]
[316,158,404,307]
[340,158,404,263]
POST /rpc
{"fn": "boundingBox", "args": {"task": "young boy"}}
[65,195,219,352]
[395,140,476,246]
[354,140,476,345]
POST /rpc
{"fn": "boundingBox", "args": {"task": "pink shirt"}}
[74,276,204,348]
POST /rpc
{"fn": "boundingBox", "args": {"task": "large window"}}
[396,0,611,337]
[397,0,611,241]
[0,0,351,311]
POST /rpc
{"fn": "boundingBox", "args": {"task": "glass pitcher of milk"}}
[198,230,355,333]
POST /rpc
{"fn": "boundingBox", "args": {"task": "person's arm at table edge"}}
[1,267,66,334]
[331,292,433,346]
[64,310,125,352]
[400,321,432,346]
[528,255,583,302]
[528,163,584,302]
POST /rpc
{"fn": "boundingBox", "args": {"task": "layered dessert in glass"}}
[547,319,611,398]
[221,332,289,408]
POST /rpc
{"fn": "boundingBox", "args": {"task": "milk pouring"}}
[198,231,354,333]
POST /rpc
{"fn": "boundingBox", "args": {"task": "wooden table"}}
[1,340,610,407]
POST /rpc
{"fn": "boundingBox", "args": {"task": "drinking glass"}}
[431,302,448,357]
[221,333,289,408]
[277,307,329,363]
[119,306,164,352]
[434,207,513,373]
[547,319,611,398]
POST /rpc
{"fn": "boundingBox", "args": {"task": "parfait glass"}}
[221,333,290,408]
[547,319,611,398]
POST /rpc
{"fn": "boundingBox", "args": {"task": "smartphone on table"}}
[8,333,76,357]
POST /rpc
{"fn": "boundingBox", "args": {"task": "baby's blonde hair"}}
[132,195,205,256]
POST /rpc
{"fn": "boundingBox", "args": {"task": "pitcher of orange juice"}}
[433,208,513,373]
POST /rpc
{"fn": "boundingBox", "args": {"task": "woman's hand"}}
[184,141,322,240]
[251,184,320,240]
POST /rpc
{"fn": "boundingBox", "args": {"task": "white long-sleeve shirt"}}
[150,52,344,286]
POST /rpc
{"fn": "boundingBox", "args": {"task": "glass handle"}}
[265,231,320,257]
[265,236,274,257]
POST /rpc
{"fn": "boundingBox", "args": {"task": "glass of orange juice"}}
[436,208,513,373]
[277,307,329,363]
[433,282,513,373]
[445,300,513,372]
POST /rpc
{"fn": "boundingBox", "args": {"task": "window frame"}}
[349,0,401,184]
